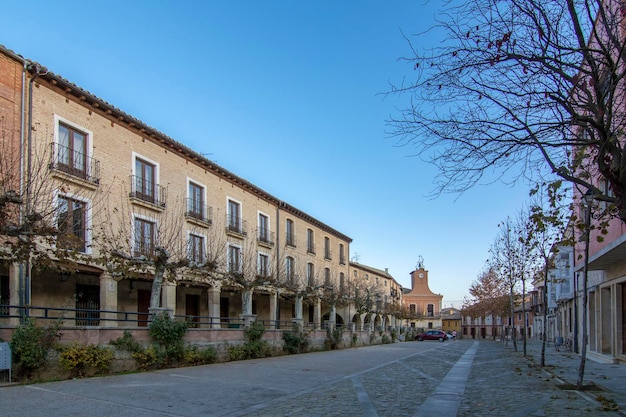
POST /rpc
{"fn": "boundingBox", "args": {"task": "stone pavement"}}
[1,339,625,416]
[458,339,626,417]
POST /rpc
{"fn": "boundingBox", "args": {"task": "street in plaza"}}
[1,339,625,417]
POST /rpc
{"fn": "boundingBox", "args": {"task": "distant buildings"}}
[402,262,444,330]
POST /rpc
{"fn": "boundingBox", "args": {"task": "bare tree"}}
[462,266,510,336]
[490,216,528,351]
[527,182,570,366]
[388,0,626,222]
[94,179,224,312]
[1,120,105,318]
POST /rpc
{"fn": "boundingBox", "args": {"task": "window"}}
[409,304,416,314]
[324,268,331,287]
[324,237,331,259]
[227,199,243,234]
[339,272,345,292]
[286,219,295,247]
[58,123,86,177]
[353,270,357,277]
[339,244,345,265]
[258,253,269,277]
[258,213,271,244]
[306,263,314,287]
[58,196,86,252]
[306,229,315,254]
[189,233,204,265]
[133,217,155,257]
[134,157,156,204]
[286,256,295,283]
[228,244,241,274]
[187,182,205,220]
[427,304,434,317]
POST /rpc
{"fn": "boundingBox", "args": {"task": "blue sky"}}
[1,1,531,306]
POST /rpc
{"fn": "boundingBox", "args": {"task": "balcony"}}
[257,228,275,248]
[324,248,332,261]
[226,215,247,238]
[285,233,296,248]
[307,242,316,255]
[185,198,212,227]
[49,142,100,186]
[129,175,166,209]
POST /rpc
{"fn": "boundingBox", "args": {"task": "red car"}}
[415,330,447,342]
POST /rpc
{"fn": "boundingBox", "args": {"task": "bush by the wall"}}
[282,326,310,354]
[58,343,113,377]
[228,320,271,360]
[149,312,188,364]
[10,318,61,377]
[325,327,343,350]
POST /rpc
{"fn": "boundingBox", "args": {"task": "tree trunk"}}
[149,262,166,310]
[541,262,549,367]
[577,205,591,390]
[510,284,518,352]
[522,278,527,356]
[242,289,253,316]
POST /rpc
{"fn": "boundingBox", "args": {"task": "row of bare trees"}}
[0,122,399,324]
[388,0,626,390]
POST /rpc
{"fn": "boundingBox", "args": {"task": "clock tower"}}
[403,257,444,323]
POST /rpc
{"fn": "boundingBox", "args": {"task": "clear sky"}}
[1,1,531,306]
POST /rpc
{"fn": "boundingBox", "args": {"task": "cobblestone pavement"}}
[239,340,625,417]
[1,339,624,416]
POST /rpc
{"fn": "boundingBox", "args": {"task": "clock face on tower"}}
[418,273,424,278]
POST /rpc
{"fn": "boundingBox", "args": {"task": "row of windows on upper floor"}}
[57,195,398,304]
[51,119,348,265]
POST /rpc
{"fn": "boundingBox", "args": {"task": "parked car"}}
[415,330,447,342]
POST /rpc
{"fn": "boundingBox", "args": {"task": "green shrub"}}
[183,345,217,366]
[228,320,271,361]
[10,318,61,376]
[282,326,310,354]
[110,330,144,354]
[58,343,113,377]
[325,327,343,350]
[390,329,397,343]
[132,345,159,370]
[381,334,391,344]
[149,313,188,363]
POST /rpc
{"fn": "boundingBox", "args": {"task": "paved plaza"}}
[1,339,625,416]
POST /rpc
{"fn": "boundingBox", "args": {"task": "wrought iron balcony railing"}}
[226,214,247,237]
[49,142,100,185]
[129,175,166,208]
[185,198,212,225]
[257,228,275,246]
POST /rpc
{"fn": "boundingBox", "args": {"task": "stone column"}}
[99,272,118,327]
[161,281,177,316]
[293,294,304,329]
[208,284,221,329]
[241,289,253,316]
[240,288,256,327]
[314,297,321,330]
[7,263,21,325]
[269,290,278,330]
[328,304,336,331]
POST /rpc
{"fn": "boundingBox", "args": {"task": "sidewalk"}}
[508,339,626,413]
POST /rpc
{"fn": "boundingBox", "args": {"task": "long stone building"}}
[0,44,403,334]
